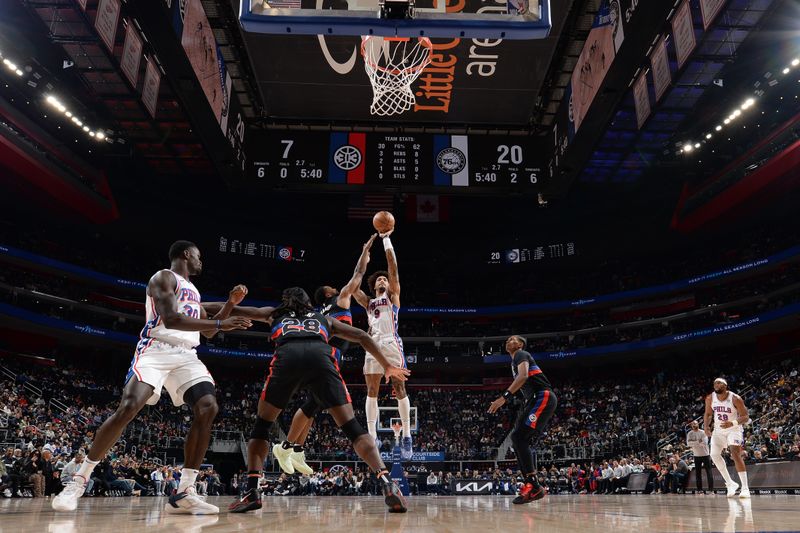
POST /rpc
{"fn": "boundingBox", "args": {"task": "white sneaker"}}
[272,443,295,475]
[726,481,739,498]
[52,480,86,511]
[3,488,11,497]
[164,486,219,515]
[738,489,751,499]
[290,450,314,475]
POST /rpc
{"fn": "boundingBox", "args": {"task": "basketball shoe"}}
[382,479,407,513]
[272,442,296,475]
[51,478,86,511]
[726,481,739,498]
[164,486,220,514]
[229,488,263,513]
[513,482,545,505]
[290,449,314,475]
[738,489,751,499]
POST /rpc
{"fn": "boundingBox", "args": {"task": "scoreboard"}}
[247,131,547,191]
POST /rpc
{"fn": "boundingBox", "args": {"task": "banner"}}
[380,451,445,462]
[3,242,800,317]
[181,0,225,122]
[571,0,620,132]
[632,71,650,129]
[94,0,121,53]
[688,461,800,489]
[699,0,727,31]
[650,36,671,102]
[671,0,696,70]
[142,56,161,118]
[450,479,496,494]
[120,21,144,88]
[0,302,272,360]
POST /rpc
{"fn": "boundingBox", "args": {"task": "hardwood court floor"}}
[2,494,799,532]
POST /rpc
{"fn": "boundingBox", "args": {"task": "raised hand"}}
[228,284,248,305]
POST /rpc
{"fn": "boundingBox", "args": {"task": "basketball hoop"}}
[361,35,433,116]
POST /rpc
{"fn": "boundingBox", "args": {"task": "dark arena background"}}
[1,0,800,531]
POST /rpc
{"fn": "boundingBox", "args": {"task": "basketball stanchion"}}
[390,421,410,496]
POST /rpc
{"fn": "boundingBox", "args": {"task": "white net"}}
[361,36,433,116]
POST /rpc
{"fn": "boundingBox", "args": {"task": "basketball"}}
[373,211,395,233]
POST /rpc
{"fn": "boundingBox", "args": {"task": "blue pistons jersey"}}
[270,310,330,346]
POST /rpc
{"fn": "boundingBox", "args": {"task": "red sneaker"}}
[513,483,545,505]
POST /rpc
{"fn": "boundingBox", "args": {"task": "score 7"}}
[281,139,294,159]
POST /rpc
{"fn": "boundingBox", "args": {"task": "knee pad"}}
[183,381,216,408]
[250,416,273,440]
[340,418,368,442]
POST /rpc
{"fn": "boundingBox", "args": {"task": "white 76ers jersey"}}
[367,296,402,345]
[711,391,740,433]
[138,270,201,349]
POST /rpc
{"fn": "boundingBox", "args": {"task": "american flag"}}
[347,193,394,220]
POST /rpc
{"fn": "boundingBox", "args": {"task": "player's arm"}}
[328,318,410,382]
[149,271,251,332]
[703,395,713,437]
[721,394,749,429]
[199,285,249,338]
[339,234,377,309]
[488,357,529,414]
[202,302,276,323]
[381,230,401,307]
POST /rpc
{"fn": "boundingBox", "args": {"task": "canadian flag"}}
[406,194,450,223]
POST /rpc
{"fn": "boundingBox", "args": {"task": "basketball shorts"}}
[261,340,351,410]
[514,389,558,439]
[711,430,745,453]
[363,337,405,375]
[125,340,214,407]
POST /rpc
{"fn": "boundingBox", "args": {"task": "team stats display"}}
[247,131,547,191]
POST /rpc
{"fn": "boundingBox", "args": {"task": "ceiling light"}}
[715,125,722,131]
[15,69,23,76]
[706,133,712,139]
[89,131,96,137]
[96,132,105,140]
[694,143,701,149]
[46,95,58,105]
[82,126,89,132]
[4,60,17,71]
[724,118,731,124]
[784,67,791,74]
[65,111,72,118]
[733,109,741,117]
[793,59,800,66]
[683,143,693,152]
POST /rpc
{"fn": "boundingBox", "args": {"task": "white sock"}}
[76,459,99,483]
[738,471,748,491]
[178,468,199,493]
[397,396,411,439]
[711,455,734,485]
[365,396,379,439]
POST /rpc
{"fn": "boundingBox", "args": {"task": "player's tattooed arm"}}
[328,318,410,383]
[199,285,249,338]
[341,234,377,309]
[703,394,713,437]
[382,230,401,306]
[149,272,251,332]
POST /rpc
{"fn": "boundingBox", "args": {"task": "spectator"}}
[686,421,713,494]
[60,452,95,496]
[150,466,164,496]
[668,454,689,494]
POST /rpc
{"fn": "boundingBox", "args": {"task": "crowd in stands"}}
[1,348,798,500]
